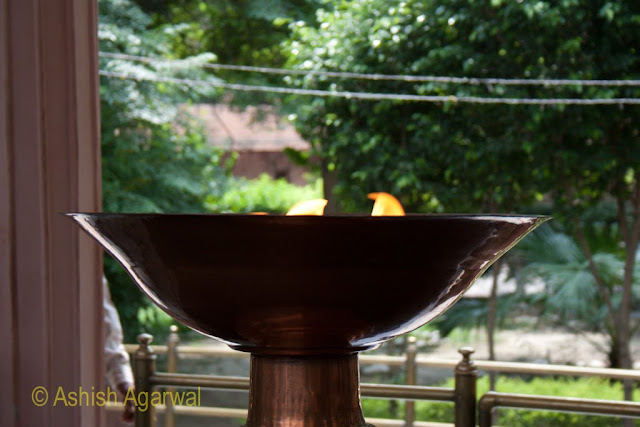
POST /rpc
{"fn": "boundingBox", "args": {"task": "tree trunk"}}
[574,215,636,425]
[616,194,639,427]
[487,260,502,391]
[608,331,621,370]
[620,247,635,397]
[620,239,637,427]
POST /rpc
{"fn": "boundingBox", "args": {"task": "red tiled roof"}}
[186,104,310,152]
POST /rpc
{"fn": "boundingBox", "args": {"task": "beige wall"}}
[0,0,104,426]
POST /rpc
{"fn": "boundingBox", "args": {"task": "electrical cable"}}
[99,69,640,105]
[99,51,640,87]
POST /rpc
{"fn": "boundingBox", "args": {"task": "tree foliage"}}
[286,0,639,212]
[132,0,324,107]
[286,0,640,375]
[518,222,640,366]
[100,0,231,340]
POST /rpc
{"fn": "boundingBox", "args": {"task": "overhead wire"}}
[99,51,640,87]
[99,69,640,105]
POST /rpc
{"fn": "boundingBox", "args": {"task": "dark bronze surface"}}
[69,213,546,355]
[247,354,369,427]
[70,213,545,427]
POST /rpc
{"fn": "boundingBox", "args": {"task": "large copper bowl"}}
[69,213,547,426]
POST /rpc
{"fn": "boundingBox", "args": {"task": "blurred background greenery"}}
[99,0,640,414]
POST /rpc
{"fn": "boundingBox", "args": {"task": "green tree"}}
[285,0,548,388]
[285,0,640,400]
[99,0,230,340]
[518,222,640,368]
[131,0,324,107]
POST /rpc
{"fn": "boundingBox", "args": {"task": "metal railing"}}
[118,327,640,426]
[122,330,640,382]
[126,331,473,427]
[123,330,432,426]
[478,392,640,427]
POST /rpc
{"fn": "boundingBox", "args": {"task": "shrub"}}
[205,174,323,213]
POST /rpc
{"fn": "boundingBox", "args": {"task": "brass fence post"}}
[165,325,180,427]
[454,347,477,427]
[404,336,418,426]
[134,333,157,427]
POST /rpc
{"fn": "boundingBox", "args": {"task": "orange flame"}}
[367,192,405,216]
[286,199,329,216]
[252,193,405,216]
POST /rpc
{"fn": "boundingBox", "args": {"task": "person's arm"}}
[104,276,135,423]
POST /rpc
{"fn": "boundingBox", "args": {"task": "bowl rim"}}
[65,212,551,220]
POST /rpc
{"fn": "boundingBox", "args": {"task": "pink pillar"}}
[0,0,104,426]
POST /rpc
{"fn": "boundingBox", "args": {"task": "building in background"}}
[189,104,312,185]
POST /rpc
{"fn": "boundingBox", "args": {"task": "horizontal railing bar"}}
[124,344,406,365]
[149,373,455,401]
[484,391,640,414]
[361,354,406,366]
[175,346,247,357]
[126,343,640,381]
[126,344,168,353]
[361,384,455,401]
[105,402,248,418]
[473,360,640,381]
[162,404,244,418]
[106,402,452,426]
[150,373,249,390]
[415,356,457,369]
[478,391,640,427]
[155,404,247,418]
[368,419,453,427]
[415,357,640,381]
